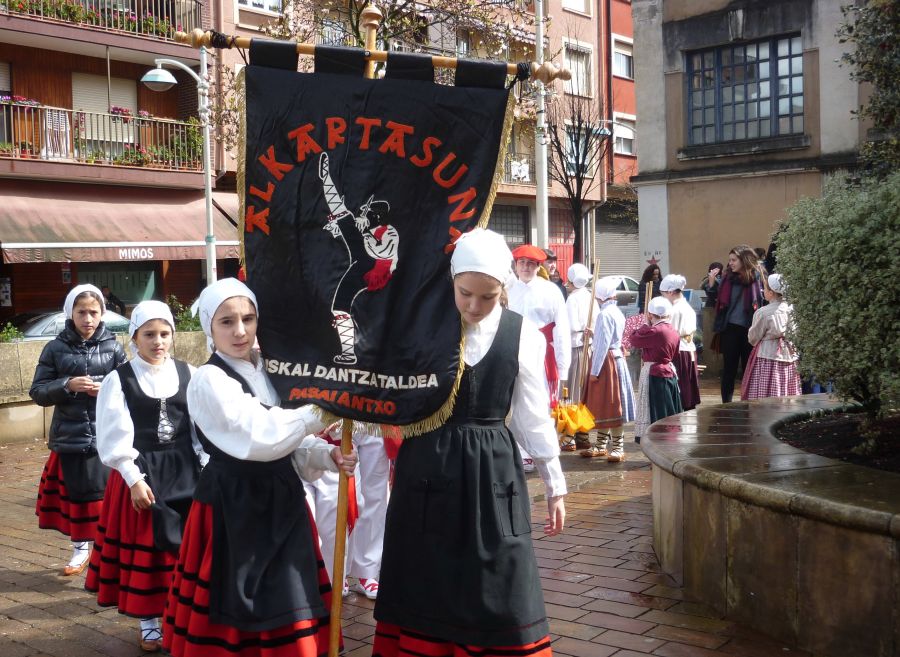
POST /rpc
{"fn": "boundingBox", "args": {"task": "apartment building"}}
[632,0,860,281]
[0,0,240,320]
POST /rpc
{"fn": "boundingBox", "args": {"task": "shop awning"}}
[0,180,241,264]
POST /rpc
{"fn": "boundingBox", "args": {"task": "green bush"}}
[777,172,900,418]
[0,322,23,343]
[166,295,201,332]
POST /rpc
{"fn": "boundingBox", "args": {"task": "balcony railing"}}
[503,154,535,185]
[0,102,203,170]
[0,0,203,42]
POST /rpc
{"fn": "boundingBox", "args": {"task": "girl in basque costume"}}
[374,229,567,657]
[632,297,683,442]
[30,284,127,576]
[659,274,701,411]
[162,278,357,657]
[86,301,207,652]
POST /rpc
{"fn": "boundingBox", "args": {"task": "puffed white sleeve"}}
[96,370,144,487]
[553,290,572,377]
[184,364,210,467]
[747,307,767,346]
[590,312,614,376]
[509,322,568,499]
[187,365,326,462]
[292,434,340,482]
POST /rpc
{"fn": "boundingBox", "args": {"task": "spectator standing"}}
[637,264,662,312]
[699,262,723,308]
[742,274,802,399]
[544,249,568,300]
[101,286,127,315]
[713,245,765,402]
[30,284,127,576]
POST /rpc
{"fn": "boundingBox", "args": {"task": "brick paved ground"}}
[0,384,810,657]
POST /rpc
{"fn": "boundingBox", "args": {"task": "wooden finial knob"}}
[531,61,572,84]
[190,28,210,48]
[173,31,190,45]
[361,5,384,32]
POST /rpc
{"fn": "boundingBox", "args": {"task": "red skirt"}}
[84,470,176,617]
[35,451,103,542]
[674,351,701,411]
[373,622,553,657]
[581,351,623,429]
[163,501,334,657]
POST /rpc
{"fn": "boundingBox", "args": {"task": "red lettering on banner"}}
[444,226,463,254]
[287,124,323,162]
[326,117,347,149]
[259,145,294,181]
[448,187,477,222]
[378,121,415,158]
[410,136,441,167]
[245,205,270,235]
[287,387,397,417]
[433,152,468,188]
[249,182,275,203]
[355,117,382,149]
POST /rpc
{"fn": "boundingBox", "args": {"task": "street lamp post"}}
[141,47,217,287]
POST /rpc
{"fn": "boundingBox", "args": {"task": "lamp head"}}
[141,67,178,92]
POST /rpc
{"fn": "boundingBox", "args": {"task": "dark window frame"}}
[686,34,804,146]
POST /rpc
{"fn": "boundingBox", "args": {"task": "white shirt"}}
[566,286,599,348]
[96,355,206,488]
[748,300,798,362]
[589,300,626,376]
[507,277,572,378]
[187,352,334,482]
[464,304,567,499]
[669,297,697,353]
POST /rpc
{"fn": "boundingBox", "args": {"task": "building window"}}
[237,0,282,14]
[320,18,351,46]
[489,205,528,247]
[613,116,636,155]
[563,44,592,96]
[687,34,804,145]
[456,30,470,58]
[562,0,588,14]
[613,40,633,79]
[566,126,592,176]
[0,62,11,144]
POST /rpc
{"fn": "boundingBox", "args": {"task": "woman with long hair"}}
[637,264,662,313]
[713,245,765,402]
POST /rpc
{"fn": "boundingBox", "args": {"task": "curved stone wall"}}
[642,395,900,657]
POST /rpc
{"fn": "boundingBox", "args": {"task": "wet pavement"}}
[0,384,810,657]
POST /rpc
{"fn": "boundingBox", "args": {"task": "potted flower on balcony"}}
[109,105,134,123]
[18,141,34,158]
[0,142,13,156]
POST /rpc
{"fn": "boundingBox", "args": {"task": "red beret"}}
[511,244,547,263]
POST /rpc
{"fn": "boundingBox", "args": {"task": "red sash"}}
[316,427,359,533]
[537,322,559,408]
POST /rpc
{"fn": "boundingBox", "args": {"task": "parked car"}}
[598,275,641,317]
[9,310,130,341]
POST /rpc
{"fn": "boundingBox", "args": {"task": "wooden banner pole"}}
[577,261,601,396]
[173,28,571,84]
[328,12,381,657]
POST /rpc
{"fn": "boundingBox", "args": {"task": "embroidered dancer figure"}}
[318,152,400,365]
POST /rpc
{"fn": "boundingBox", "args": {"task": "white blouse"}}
[464,304,567,499]
[507,277,572,379]
[186,352,334,482]
[566,287,600,348]
[748,300,798,362]
[669,297,697,353]
[96,356,206,488]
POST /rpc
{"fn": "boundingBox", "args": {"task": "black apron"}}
[57,452,108,503]
[194,354,328,632]
[119,359,199,552]
[375,309,549,646]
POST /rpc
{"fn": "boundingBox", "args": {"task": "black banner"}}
[242,64,511,429]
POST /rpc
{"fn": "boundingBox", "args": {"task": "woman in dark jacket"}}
[637,264,662,312]
[713,246,764,402]
[30,284,127,575]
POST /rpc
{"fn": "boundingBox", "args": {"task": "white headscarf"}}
[128,300,175,357]
[594,277,618,301]
[648,296,673,317]
[450,228,514,284]
[660,274,687,292]
[64,284,105,319]
[191,278,258,352]
[768,273,785,294]
[567,263,591,289]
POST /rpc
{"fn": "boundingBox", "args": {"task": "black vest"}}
[118,359,192,452]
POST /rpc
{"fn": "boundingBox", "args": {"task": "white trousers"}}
[304,432,391,583]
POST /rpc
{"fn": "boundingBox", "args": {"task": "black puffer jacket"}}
[29,321,127,453]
